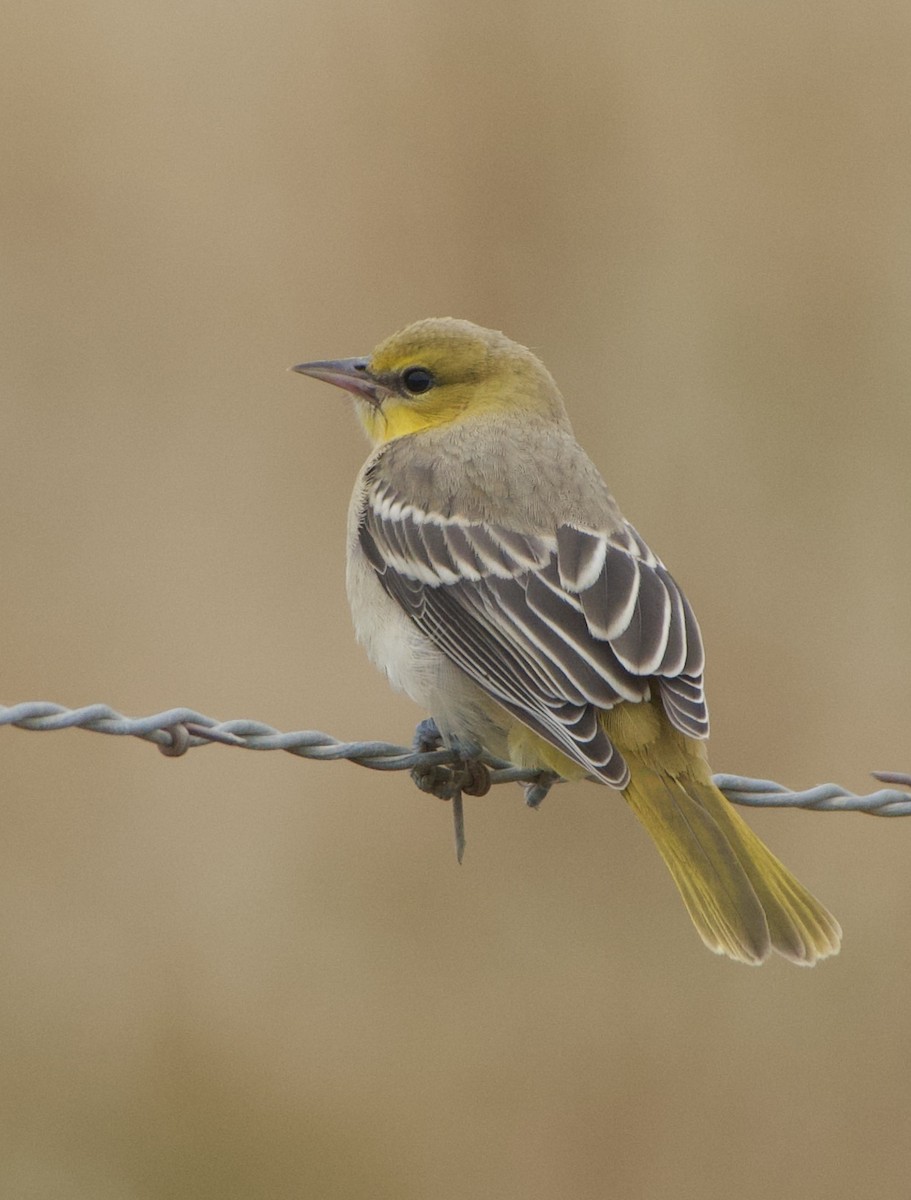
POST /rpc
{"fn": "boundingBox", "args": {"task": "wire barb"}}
[2,700,910,818]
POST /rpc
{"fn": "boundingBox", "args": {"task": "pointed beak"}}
[291,356,386,406]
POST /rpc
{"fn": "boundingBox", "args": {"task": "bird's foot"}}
[410,718,491,800]
[523,771,560,809]
[412,717,444,754]
[410,718,452,799]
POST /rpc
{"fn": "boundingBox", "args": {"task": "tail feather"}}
[511,697,841,965]
[623,756,841,966]
[697,793,842,964]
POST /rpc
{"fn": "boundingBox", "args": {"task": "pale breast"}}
[345,536,444,705]
[345,516,511,755]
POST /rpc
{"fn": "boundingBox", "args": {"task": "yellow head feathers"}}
[293,317,570,444]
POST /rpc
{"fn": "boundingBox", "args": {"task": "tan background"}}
[3,2,911,1196]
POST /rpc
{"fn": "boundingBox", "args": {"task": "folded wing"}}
[359,475,708,788]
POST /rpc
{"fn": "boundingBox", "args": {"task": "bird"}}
[292,317,841,966]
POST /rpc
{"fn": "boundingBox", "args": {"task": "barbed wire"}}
[2,700,910,818]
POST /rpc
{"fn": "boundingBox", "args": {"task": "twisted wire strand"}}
[2,701,909,816]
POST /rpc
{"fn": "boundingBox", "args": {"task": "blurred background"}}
[3,2,911,1196]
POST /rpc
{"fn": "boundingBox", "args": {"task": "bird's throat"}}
[357,398,461,445]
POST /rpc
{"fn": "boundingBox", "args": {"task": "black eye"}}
[402,366,435,395]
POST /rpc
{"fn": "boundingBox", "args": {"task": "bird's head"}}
[292,317,569,444]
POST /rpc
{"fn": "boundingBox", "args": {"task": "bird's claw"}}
[412,717,444,754]
[409,718,490,800]
[523,771,559,808]
[410,718,451,798]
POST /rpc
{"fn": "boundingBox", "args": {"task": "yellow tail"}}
[606,702,842,965]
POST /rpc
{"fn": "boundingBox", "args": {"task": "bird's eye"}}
[402,366,435,395]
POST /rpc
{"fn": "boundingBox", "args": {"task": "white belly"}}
[345,536,510,756]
